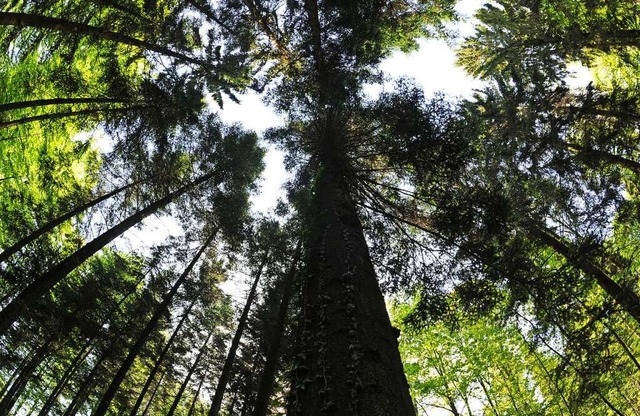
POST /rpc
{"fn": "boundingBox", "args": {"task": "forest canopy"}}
[1,0,640,415]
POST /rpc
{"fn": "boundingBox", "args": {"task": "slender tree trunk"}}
[62,339,117,416]
[129,298,198,416]
[0,175,151,265]
[530,226,640,325]
[0,170,218,334]
[37,338,93,416]
[0,12,211,67]
[208,254,268,416]
[140,370,166,416]
[288,161,415,415]
[0,335,55,415]
[562,141,640,174]
[0,97,128,113]
[93,231,218,416]
[0,348,34,400]
[187,368,209,416]
[0,105,150,129]
[252,242,301,416]
[37,268,149,416]
[166,330,214,416]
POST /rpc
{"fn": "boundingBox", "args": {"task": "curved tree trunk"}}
[252,242,301,416]
[0,175,151,265]
[0,170,218,334]
[0,12,211,68]
[208,254,268,416]
[92,230,218,416]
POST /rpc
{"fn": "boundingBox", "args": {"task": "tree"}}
[4,1,640,415]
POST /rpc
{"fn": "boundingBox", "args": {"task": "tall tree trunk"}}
[166,329,214,416]
[208,254,268,416]
[187,368,209,416]
[0,105,150,129]
[37,268,149,416]
[530,226,640,325]
[0,334,56,415]
[288,161,415,415]
[0,12,211,68]
[141,370,166,416]
[0,97,128,113]
[93,230,218,416]
[37,338,93,416]
[252,242,301,416]
[129,297,198,416]
[62,336,119,416]
[0,170,218,334]
[0,175,151,265]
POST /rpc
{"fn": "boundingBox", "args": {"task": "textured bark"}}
[0,175,150,265]
[93,231,217,416]
[0,170,217,334]
[166,329,213,416]
[208,255,268,416]
[252,242,301,416]
[288,160,415,415]
[0,12,211,67]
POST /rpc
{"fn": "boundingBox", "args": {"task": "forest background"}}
[1,0,640,415]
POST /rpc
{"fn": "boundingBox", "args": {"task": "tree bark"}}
[0,175,151,265]
[0,12,212,68]
[92,230,218,416]
[128,298,198,416]
[166,329,214,416]
[0,170,218,334]
[287,161,415,415]
[252,242,301,416]
[208,254,268,416]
